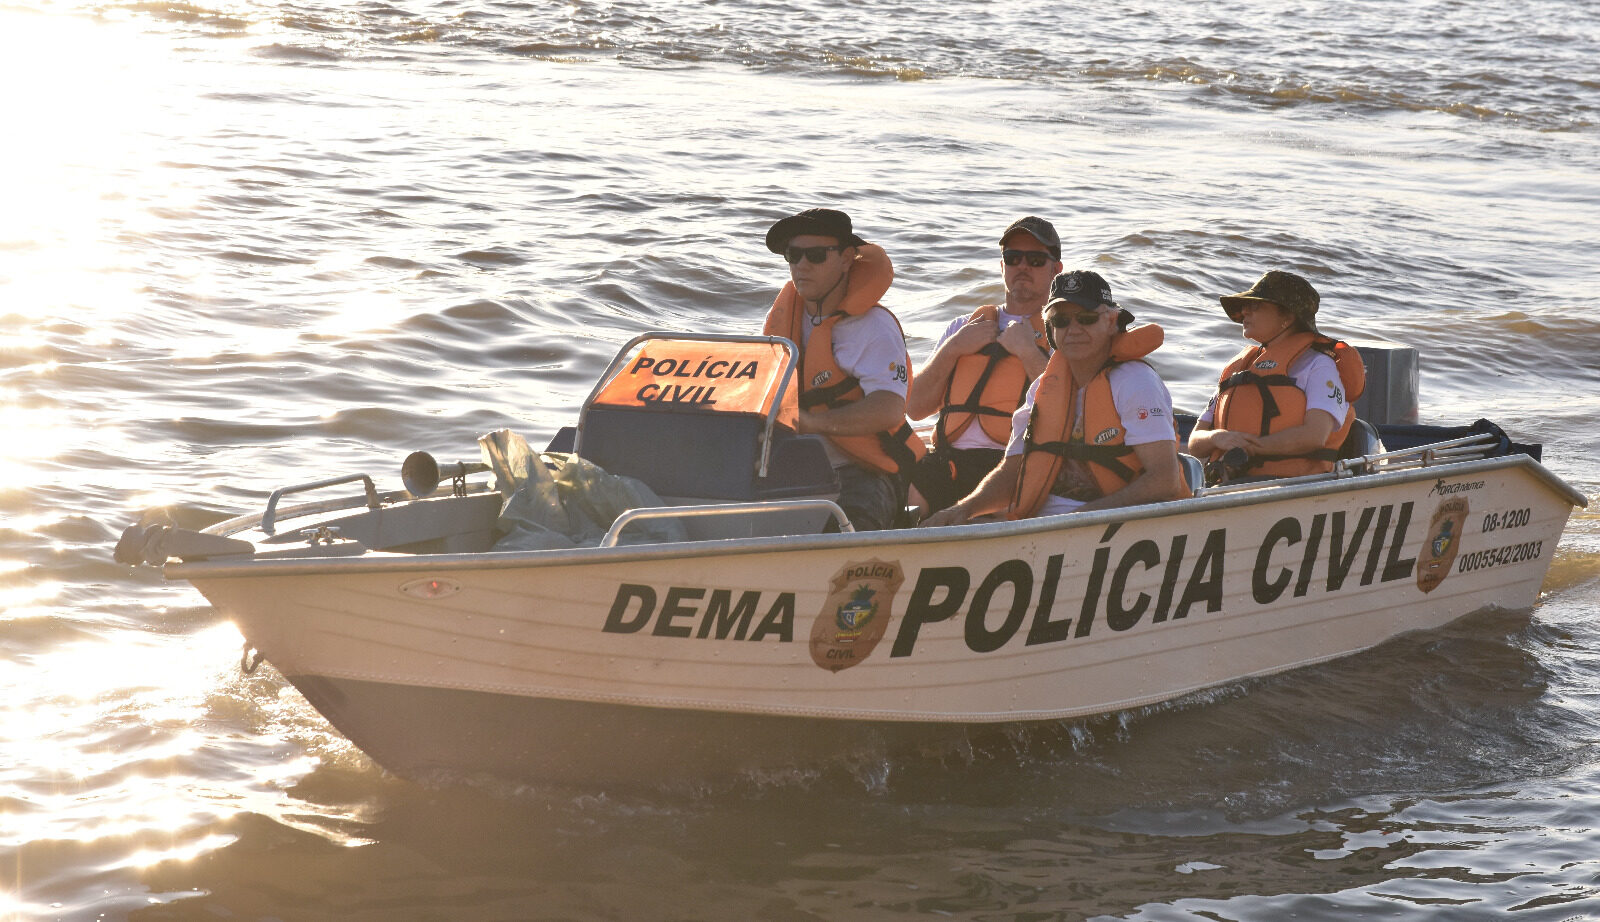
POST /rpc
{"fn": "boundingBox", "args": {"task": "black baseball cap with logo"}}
[999,215,1061,260]
[766,208,868,254]
[1045,270,1134,328]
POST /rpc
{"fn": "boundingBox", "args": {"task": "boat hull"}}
[287,673,992,787]
[176,455,1585,786]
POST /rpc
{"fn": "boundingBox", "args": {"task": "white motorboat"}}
[116,333,1588,787]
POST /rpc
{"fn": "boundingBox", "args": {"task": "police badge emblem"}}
[809,558,904,672]
[1417,497,1470,594]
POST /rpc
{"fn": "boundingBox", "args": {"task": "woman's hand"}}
[1204,429,1259,454]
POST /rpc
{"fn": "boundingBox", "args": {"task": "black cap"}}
[1045,270,1134,328]
[766,208,868,254]
[1000,215,1061,259]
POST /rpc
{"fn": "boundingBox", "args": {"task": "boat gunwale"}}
[165,453,1586,581]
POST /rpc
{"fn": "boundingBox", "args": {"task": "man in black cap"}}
[921,269,1184,526]
[761,208,923,531]
[904,216,1063,514]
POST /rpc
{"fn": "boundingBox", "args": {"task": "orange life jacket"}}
[936,305,1049,448]
[1209,333,1365,478]
[1009,324,1182,519]
[762,245,926,475]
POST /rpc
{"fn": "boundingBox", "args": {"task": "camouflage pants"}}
[834,463,904,532]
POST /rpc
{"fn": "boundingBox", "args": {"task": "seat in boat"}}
[548,413,837,503]
[551,333,839,506]
[546,409,841,542]
[1338,418,1384,461]
[1178,453,1205,496]
[1174,411,1199,445]
[544,333,848,540]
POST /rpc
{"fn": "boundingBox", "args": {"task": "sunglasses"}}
[1049,310,1107,328]
[784,245,844,265]
[1002,249,1054,268]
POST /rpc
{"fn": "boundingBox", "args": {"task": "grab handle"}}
[601,499,852,547]
[262,474,379,536]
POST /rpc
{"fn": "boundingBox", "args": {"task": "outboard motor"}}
[1349,341,1419,425]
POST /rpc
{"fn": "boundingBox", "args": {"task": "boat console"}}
[554,332,844,541]
[546,414,835,504]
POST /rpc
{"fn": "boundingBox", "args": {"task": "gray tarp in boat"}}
[478,429,687,551]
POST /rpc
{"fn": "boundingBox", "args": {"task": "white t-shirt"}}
[811,306,910,468]
[1006,361,1176,517]
[927,308,1043,451]
[1197,349,1349,427]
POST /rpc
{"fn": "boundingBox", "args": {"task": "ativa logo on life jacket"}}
[1093,427,1121,445]
[811,370,832,387]
[1255,359,1279,370]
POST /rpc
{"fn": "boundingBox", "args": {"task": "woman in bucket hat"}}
[1187,270,1365,483]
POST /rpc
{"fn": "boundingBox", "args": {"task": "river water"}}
[4,0,1600,919]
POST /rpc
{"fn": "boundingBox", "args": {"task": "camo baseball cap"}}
[1220,270,1320,331]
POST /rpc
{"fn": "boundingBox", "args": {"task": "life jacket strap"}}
[1220,369,1294,436]
[876,421,920,475]
[1022,438,1139,482]
[802,375,920,476]
[1248,446,1341,469]
[1024,437,1069,459]
[1066,442,1138,481]
[935,343,1010,448]
[800,375,862,410]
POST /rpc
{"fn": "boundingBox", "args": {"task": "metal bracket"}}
[300,525,345,545]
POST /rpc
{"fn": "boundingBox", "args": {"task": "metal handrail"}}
[262,473,379,536]
[1336,432,1503,477]
[600,499,852,547]
[572,332,799,478]
[1200,432,1507,496]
